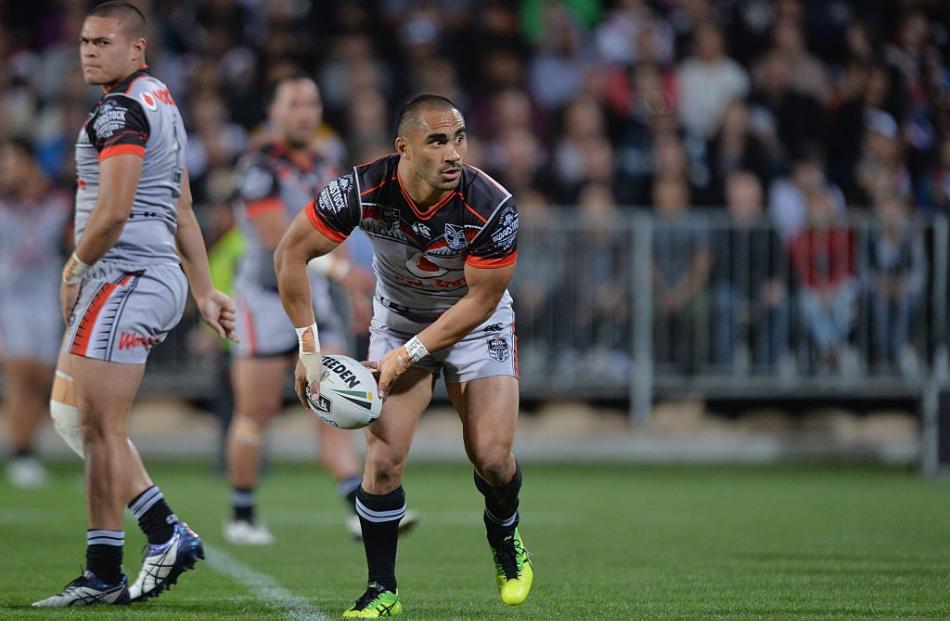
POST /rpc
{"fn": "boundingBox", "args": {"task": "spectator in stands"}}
[595,0,673,68]
[612,62,678,204]
[486,126,549,200]
[707,100,780,203]
[652,176,711,370]
[825,60,870,201]
[769,155,845,241]
[344,87,389,163]
[508,191,566,378]
[769,14,829,102]
[552,95,612,201]
[789,188,858,374]
[855,110,913,206]
[570,182,631,378]
[676,22,749,140]
[528,2,589,111]
[711,171,789,371]
[749,50,824,161]
[918,136,950,214]
[186,94,248,202]
[867,195,926,375]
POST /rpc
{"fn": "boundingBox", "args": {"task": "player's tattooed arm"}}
[175,167,238,342]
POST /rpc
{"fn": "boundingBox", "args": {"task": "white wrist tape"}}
[308,255,333,275]
[331,258,351,280]
[295,323,322,383]
[308,255,352,280]
[63,252,91,285]
[404,336,430,364]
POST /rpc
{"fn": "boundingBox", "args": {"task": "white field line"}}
[203,542,330,621]
[261,509,576,526]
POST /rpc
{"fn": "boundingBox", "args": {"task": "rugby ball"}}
[305,354,381,429]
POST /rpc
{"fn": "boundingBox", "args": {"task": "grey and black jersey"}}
[231,142,346,357]
[307,154,518,332]
[74,67,186,267]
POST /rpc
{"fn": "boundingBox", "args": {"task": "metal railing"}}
[145,210,950,458]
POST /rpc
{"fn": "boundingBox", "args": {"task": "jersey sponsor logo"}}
[381,207,400,231]
[319,178,349,214]
[139,91,158,110]
[92,101,129,138]
[152,88,175,105]
[118,332,158,351]
[338,173,353,195]
[488,335,510,362]
[482,323,504,332]
[444,223,467,250]
[405,251,448,278]
[490,207,518,251]
[411,222,432,238]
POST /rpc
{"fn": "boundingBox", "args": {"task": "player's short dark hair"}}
[87,1,147,39]
[267,71,317,106]
[397,94,460,137]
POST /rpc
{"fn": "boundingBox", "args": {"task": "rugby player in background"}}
[33,2,238,607]
[0,139,71,489]
[276,95,532,617]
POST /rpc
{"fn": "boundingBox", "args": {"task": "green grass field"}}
[0,461,947,620]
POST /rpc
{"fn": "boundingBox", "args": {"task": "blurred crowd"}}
[2,0,950,380]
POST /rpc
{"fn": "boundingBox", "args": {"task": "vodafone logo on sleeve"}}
[139,92,157,110]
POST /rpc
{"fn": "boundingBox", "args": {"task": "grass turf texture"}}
[0,462,947,620]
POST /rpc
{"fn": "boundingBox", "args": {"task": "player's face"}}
[79,16,144,86]
[272,80,322,149]
[403,108,467,192]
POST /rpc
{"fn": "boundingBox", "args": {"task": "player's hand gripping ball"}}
[304,354,382,429]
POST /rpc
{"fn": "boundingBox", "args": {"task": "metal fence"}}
[146,210,950,470]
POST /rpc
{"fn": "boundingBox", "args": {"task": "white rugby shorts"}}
[64,262,187,364]
[233,282,346,358]
[0,284,62,365]
[368,299,518,384]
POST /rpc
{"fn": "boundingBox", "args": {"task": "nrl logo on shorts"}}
[487,335,510,362]
[444,223,467,250]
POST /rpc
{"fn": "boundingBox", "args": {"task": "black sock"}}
[338,474,362,513]
[231,487,255,522]
[474,461,522,540]
[12,448,32,459]
[86,529,123,584]
[128,485,178,545]
[356,486,405,592]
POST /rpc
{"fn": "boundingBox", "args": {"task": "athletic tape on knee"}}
[232,416,264,446]
[50,399,84,458]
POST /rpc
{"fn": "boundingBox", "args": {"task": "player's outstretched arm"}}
[60,154,142,319]
[375,262,515,398]
[274,208,341,404]
[174,167,238,342]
